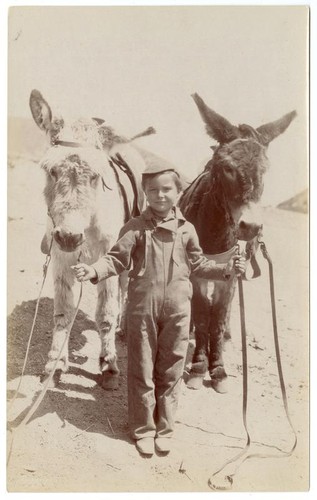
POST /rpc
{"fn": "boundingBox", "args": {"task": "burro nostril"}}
[71,233,84,247]
[54,230,83,252]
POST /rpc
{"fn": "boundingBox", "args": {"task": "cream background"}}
[8,5,308,206]
[4,2,314,499]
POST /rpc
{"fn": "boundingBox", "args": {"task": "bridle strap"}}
[52,139,87,148]
[47,208,56,229]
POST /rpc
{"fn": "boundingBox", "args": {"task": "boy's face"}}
[144,172,180,217]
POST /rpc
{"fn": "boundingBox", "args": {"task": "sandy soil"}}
[6,159,309,493]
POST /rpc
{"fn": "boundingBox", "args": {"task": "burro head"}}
[29,89,116,253]
[191,93,297,206]
[42,147,109,252]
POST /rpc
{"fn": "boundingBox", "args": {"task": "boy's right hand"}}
[71,263,97,282]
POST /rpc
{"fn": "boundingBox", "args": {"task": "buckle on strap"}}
[242,232,264,280]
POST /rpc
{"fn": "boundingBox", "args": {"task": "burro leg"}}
[208,279,235,393]
[95,276,120,390]
[46,259,75,374]
[187,276,212,390]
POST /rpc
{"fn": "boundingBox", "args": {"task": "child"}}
[72,165,245,457]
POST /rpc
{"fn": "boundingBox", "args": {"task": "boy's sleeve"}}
[186,224,232,281]
[90,220,137,284]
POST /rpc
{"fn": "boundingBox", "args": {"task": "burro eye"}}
[50,166,59,181]
[223,164,233,173]
[90,172,99,184]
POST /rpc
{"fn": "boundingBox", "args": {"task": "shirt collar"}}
[142,206,186,223]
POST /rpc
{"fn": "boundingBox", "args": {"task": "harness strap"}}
[204,233,262,280]
[108,158,131,222]
[204,244,238,265]
[112,153,141,217]
[109,153,141,222]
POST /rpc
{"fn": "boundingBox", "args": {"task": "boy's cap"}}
[136,146,190,189]
[142,163,191,192]
[137,147,180,177]
[142,164,180,177]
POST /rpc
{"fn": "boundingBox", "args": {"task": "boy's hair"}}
[142,169,183,193]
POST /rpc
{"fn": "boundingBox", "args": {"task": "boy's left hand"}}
[232,255,246,276]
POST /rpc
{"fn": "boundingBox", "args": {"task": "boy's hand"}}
[71,263,97,282]
[225,255,246,278]
[232,255,246,276]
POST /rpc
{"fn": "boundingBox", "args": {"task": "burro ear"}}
[29,89,52,132]
[191,93,240,144]
[256,110,297,146]
[92,117,105,125]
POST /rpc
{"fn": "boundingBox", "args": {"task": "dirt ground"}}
[6,159,309,493]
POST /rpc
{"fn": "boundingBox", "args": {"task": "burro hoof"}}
[40,370,61,388]
[45,357,68,375]
[210,367,228,394]
[223,330,232,341]
[186,372,205,390]
[101,371,120,390]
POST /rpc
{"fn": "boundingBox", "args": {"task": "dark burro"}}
[179,93,297,393]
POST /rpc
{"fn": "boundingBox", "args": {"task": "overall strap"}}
[133,228,152,277]
[171,230,184,267]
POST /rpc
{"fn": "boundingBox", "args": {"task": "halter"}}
[50,137,114,193]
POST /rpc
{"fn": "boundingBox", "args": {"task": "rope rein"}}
[7,246,83,466]
[8,236,54,413]
[208,239,297,490]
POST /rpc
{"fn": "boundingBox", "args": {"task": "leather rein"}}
[208,235,297,490]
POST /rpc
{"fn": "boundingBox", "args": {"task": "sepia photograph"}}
[5,2,310,494]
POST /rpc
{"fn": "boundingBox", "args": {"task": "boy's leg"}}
[127,312,158,441]
[154,300,191,439]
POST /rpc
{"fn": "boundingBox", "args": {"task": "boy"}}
[72,165,245,456]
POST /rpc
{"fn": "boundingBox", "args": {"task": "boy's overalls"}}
[92,207,229,440]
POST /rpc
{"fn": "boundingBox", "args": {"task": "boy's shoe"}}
[186,372,205,390]
[135,437,154,456]
[155,437,171,454]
